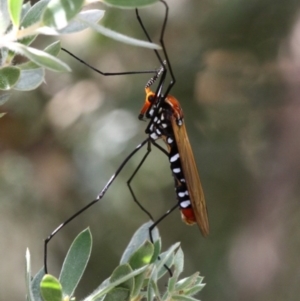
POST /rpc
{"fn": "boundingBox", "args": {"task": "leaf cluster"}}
[26,222,205,301]
[0,0,160,104]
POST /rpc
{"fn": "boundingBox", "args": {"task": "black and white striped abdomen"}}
[147,109,191,211]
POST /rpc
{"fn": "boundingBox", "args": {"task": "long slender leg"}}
[127,139,154,220]
[61,48,158,76]
[44,138,150,274]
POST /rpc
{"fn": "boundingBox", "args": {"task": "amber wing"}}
[171,116,209,237]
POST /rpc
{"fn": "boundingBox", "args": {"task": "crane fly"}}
[44,0,209,275]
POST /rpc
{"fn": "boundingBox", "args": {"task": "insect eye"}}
[148,95,155,103]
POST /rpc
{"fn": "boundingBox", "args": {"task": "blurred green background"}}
[1,0,300,300]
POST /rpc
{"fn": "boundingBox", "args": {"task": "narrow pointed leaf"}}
[0,66,20,90]
[77,16,161,49]
[59,228,92,297]
[25,249,34,301]
[58,10,105,34]
[173,247,184,280]
[183,284,206,296]
[20,0,51,46]
[175,273,199,292]
[43,0,84,29]
[103,0,158,8]
[40,275,63,301]
[19,40,62,69]
[155,242,180,279]
[85,266,148,301]
[0,0,10,35]
[6,42,70,72]
[8,0,22,27]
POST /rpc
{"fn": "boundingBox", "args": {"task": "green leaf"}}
[174,273,199,292]
[8,0,22,27]
[103,0,158,8]
[150,238,161,264]
[183,284,206,297]
[0,112,6,118]
[0,66,20,90]
[110,264,134,295]
[86,265,148,301]
[6,42,71,72]
[103,287,130,301]
[76,16,161,49]
[20,0,51,46]
[155,242,180,279]
[0,93,11,105]
[25,249,34,301]
[40,274,63,301]
[20,1,31,21]
[58,10,105,34]
[120,221,159,264]
[43,0,84,29]
[31,268,46,301]
[173,247,184,280]
[14,68,44,91]
[59,228,92,297]
[130,270,147,299]
[19,40,62,69]
[44,40,61,56]
[128,240,154,269]
[0,0,10,35]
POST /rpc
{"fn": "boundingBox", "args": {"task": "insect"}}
[44,0,209,274]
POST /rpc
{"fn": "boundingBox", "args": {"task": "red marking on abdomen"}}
[180,208,196,225]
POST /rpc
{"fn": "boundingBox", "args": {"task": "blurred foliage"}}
[1,0,300,301]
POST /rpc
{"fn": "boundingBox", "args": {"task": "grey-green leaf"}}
[0,0,10,35]
[19,40,62,70]
[14,68,44,91]
[58,10,105,34]
[175,273,199,292]
[110,264,134,295]
[103,0,158,8]
[43,0,84,29]
[59,228,92,297]
[25,249,34,301]
[173,247,184,280]
[40,275,63,301]
[31,268,46,301]
[0,66,20,90]
[103,287,130,301]
[20,0,51,46]
[120,221,158,264]
[86,266,148,301]
[77,16,161,49]
[7,42,71,72]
